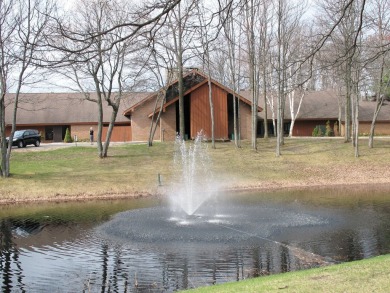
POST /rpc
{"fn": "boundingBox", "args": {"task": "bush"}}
[312,126,319,137]
[312,125,325,137]
[317,126,323,136]
[325,120,334,137]
[64,128,73,143]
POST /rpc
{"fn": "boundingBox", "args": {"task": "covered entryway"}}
[175,94,191,140]
[45,125,69,142]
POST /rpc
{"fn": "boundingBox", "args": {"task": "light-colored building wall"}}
[239,103,252,140]
[160,105,177,141]
[71,124,96,141]
[131,98,161,142]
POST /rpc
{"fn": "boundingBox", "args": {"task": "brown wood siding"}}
[359,121,390,136]
[293,120,337,136]
[102,124,131,142]
[190,83,228,140]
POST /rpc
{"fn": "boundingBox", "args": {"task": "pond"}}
[1,185,390,292]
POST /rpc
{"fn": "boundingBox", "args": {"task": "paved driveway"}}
[10,141,137,152]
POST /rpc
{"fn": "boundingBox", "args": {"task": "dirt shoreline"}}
[2,180,389,206]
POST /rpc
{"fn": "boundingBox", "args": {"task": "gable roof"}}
[5,92,150,126]
[123,69,262,117]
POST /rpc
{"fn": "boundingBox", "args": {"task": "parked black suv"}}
[6,129,41,148]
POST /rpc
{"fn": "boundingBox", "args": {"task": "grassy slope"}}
[185,254,390,293]
[1,137,390,202]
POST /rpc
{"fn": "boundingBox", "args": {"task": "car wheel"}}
[18,140,24,148]
[34,140,40,147]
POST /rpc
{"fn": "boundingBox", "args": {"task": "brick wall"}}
[131,99,161,142]
[160,105,177,141]
[71,124,96,141]
[239,103,252,140]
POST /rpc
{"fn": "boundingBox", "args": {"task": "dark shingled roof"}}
[5,92,150,125]
[240,89,390,122]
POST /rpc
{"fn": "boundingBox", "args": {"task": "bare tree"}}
[259,1,273,139]
[220,0,242,147]
[0,0,54,177]
[274,0,306,156]
[145,40,175,146]
[287,26,312,137]
[366,0,390,148]
[56,0,143,158]
[317,0,365,147]
[165,0,199,140]
[242,0,260,150]
[195,0,217,148]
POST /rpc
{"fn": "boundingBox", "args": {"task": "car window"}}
[14,131,24,138]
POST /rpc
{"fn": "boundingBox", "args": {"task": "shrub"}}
[325,121,334,137]
[312,126,319,137]
[64,128,73,143]
[317,126,323,136]
[312,125,325,137]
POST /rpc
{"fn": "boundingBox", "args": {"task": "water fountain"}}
[169,131,216,216]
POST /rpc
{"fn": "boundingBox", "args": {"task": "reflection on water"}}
[1,186,390,292]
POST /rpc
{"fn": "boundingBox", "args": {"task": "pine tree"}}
[64,128,73,143]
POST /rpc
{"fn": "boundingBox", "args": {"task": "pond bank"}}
[2,181,390,206]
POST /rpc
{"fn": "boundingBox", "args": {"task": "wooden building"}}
[123,70,262,141]
[5,70,261,142]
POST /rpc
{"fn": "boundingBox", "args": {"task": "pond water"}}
[1,185,390,292]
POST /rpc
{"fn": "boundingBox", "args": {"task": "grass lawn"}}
[184,254,390,293]
[1,137,390,202]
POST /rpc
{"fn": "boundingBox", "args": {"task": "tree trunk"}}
[4,68,27,177]
[262,69,268,139]
[354,92,359,157]
[276,0,282,157]
[369,57,388,148]
[177,5,185,140]
[177,65,185,139]
[207,74,215,148]
[94,83,104,158]
[368,96,384,148]
[148,91,163,147]
[246,0,257,150]
[0,92,7,177]
[103,103,119,157]
[149,89,167,146]
[344,69,352,143]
